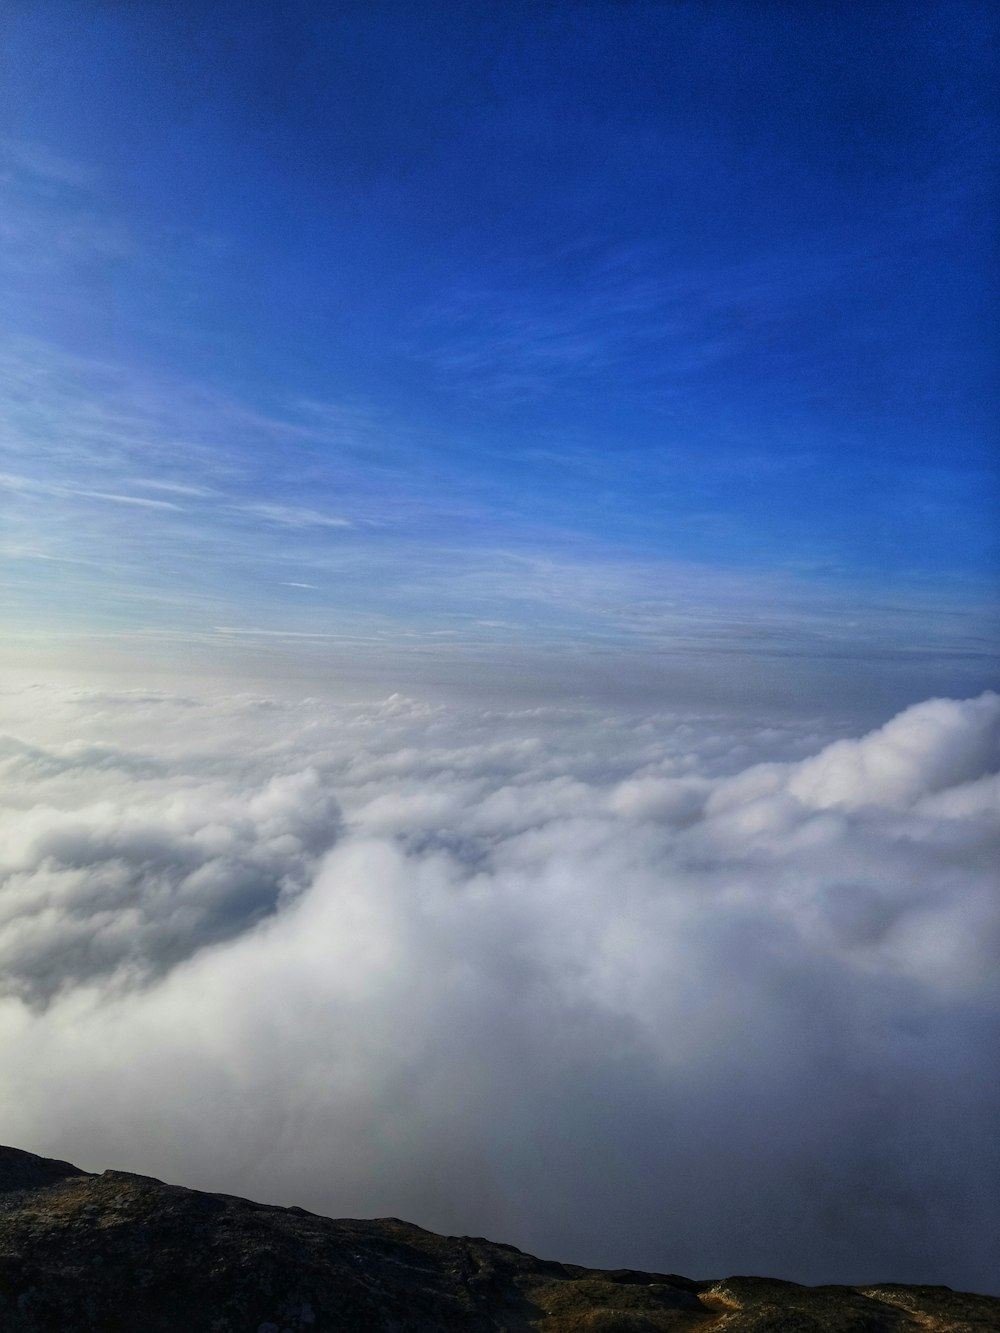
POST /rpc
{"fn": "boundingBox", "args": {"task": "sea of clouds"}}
[0,683,997,1292]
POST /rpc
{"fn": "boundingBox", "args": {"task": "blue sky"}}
[1,0,996,708]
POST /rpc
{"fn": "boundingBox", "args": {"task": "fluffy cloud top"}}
[0,737,339,1003]
[0,685,997,1293]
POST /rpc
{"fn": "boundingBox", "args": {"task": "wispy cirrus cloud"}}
[127,479,214,497]
[0,137,135,295]
[410,231,895,406]
[0,136,94,189]
[0,471,184,512]
[232,502,352,529]
[76,490,182,511]
[1,334,995,706]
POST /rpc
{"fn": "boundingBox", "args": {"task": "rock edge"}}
[0,1145,996,1331]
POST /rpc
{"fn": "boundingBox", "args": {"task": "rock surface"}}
[0,1146,996,1331]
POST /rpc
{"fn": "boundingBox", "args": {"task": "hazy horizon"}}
[1,0,998,1296]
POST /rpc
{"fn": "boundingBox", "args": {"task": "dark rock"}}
[0,1146,90,1195]
[0,1146,996,1331]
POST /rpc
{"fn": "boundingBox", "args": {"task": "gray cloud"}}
[0,727,341,1003]
[0,686,997,1293]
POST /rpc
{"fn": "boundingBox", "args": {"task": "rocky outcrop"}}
[0,1145,996,1331]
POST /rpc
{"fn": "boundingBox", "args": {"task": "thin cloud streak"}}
[232,503,353,529]
[128,479,214,497]
[76,491,182,510]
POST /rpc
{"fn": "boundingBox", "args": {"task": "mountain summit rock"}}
[0,1145,996,1331]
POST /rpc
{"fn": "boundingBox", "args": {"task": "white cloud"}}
[0,686,996,1292]
[785,692,1000,810]
[127,479,213,497]
[0,733,340,1003]
[234,503,352,529]
[75,490,182,511]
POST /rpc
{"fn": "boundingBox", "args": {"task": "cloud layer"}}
[0,685,997,1292]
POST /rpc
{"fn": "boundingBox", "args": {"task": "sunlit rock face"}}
[1,1145,998,1333]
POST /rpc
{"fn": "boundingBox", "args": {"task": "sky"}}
[0,0,996,708]
[1,0,999,1296]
